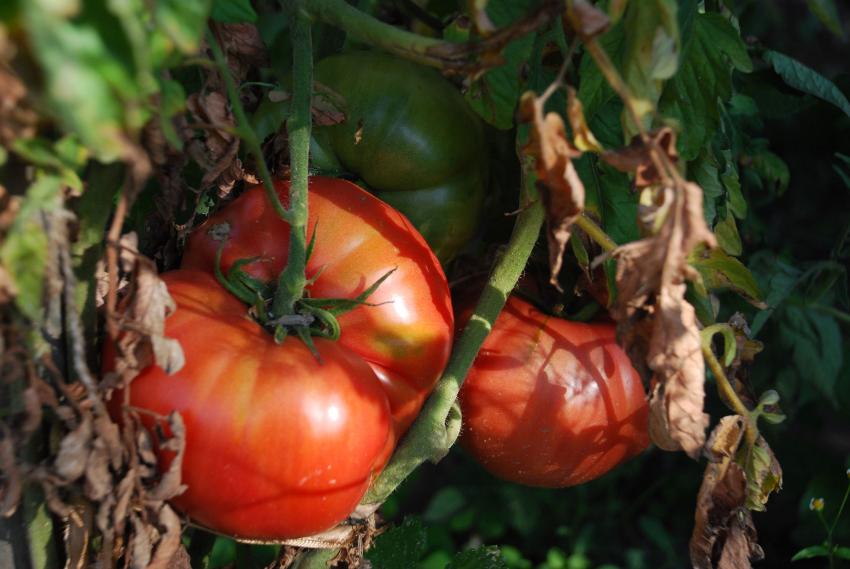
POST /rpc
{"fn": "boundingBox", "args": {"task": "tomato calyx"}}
[208,221,395,357]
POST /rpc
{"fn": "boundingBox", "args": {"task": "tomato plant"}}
[116,270,392,540]
[312,52,488,263]
[182,176,455,439]
[458,296,649,487]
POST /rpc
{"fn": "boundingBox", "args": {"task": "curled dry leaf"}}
[566,87,604,153]
[743,436,782,513]
[147,413,187,502]
[214,23,268,86]
[186,92,244,193]
[55,413,93,482]
[691,416,765,569]
[611,180,716,458]
[519,91,585,290]
[115,255,185,379]
[602,127,679,188]
[564,0,611,39]
[0,57,39,146]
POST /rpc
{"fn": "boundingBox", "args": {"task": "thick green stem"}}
[702,344,757,445]
[364,156,544,504]
[205,29,289,222]
[272,2,313,317]
[305,0,451,68]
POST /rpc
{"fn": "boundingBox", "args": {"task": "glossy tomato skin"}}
[313,52,488,263]
[459,296,649,487]
[181,177,454,439]
[119,271,391,540]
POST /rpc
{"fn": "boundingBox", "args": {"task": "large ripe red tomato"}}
[459,296,649,487]
[182,177,454,438]
[121,270,392,539]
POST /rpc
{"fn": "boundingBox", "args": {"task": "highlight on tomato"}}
[458,295,649,488]
[111,177,454,541]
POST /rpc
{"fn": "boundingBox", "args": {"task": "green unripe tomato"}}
[314,52,488,263]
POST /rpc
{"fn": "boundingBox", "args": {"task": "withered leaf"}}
[55,413,93,482]
[691,416,761,569]
[742,436,782,512]
[566,87,604,153]
[0,425,21,516]
[520,91,586,290]
[147,505,183,569]
[602,127,679,188]
[83,437,112,502]
[130,514,153,569]
[564,0,611,39]
[611,181,716,458]
[148,413,187,502]
[215,23,268,85]
[63,501,94,569]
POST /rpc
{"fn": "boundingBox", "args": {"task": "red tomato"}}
[459,296,649,487]
[181,177,454,438]
[120,271,391,539]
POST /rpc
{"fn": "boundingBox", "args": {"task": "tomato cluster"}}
[113,54,649,543]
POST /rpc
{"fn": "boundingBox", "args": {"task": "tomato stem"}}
[271,2,313,318]
[363,148,546,506]
[702,343,759,446]
[205,29,290,224]
[575,213,617,253]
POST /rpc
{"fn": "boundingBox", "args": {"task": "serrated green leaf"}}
[791,544,830,561]
[764,49,850,119]
[749,252,802,335]
[156,0,210,54]
[621,0,679,135]
[578,153,638,245]
[447,546,508,569]
[778,306,843,401]
[690,246,764,305]
[659,13,752,160]
[366,518,427,568]
[464,0,539,129]
[715,211,742,256]
[0,176,63,323]
[211,0,257,23]
[750,148,790,195]
[577,21,625,124]
[690,150,724,225]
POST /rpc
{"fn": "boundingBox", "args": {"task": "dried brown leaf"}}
[602,128,679,188]
[216,23,268,85]
[0,424,21,516]
[63,501,94,569]
[520,91,585,290]
[84,436,112,502]
[130,514,154,569]
[148,413,187,502]
[147,505,183,569]
[566,87,604,153]
[55,413,93,482]
[0,63,38,146]
[564,0,611,39]
[611,181,716,457]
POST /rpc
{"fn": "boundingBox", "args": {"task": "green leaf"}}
[211,0,258,23]
[621,0,679,134]
[464,0,540,129]
[689,246,764,306]
[763,49,850,119]
[423,486,467,522]
[447,546,508,569]
[0,176,63,324]
[365,518,427,568]
[807,0,845,37]
[714,211,742,256]
[742,437,782,512]
[835,546,850,560]
[749,252,802,336]
[750,147,790,195]
[578,148,638,245]
[156,0,211,54]
[159,78,187,150]
[577,21,625,124]
[21,2,133,162]
[659,13,752,161]
[778,306,843,401]
[791,544,830,561]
